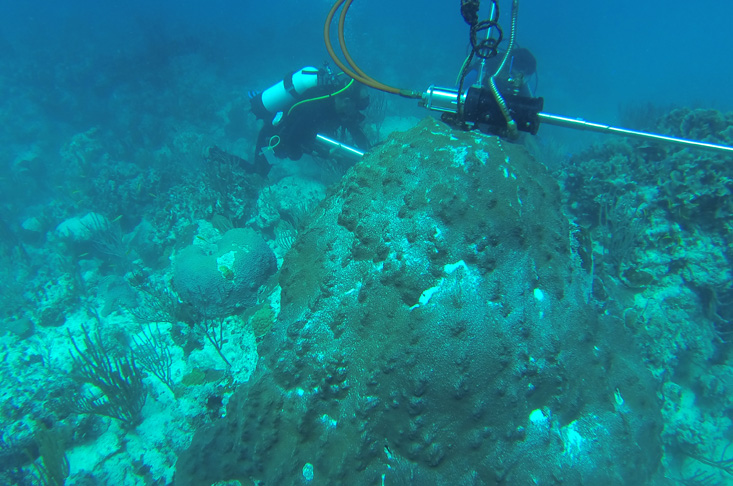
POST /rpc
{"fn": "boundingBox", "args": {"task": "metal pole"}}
[476,3,497,87]
[538,112,733,156]
[315,133,365,159]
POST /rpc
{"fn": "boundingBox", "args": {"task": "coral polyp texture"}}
[173,228,277,316]
[175,119,663,485]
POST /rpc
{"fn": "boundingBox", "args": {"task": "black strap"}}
[457,0,503,97]
[283,71,298,97]
[461,0,481,26]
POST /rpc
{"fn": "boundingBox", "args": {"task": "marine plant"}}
[28,423,69,486]
[132,323,176,394]
[67,324,147,427]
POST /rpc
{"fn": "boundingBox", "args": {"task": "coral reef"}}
[173,227,277,316]
[555,107,733,483]
[175,118,664,485]
[1,26,731,482]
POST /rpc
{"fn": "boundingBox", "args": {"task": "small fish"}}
[78,252,89,257]
[196,235,209,243]
[149,193,158,199]
[111,215,123,223]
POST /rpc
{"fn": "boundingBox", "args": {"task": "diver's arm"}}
[251,127,274,176]
[344,121,370,150]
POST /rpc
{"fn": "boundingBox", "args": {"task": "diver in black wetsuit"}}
[249,66,371,177]
[467,46,537,97]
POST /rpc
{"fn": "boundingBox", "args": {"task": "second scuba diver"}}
[248,66,371,177]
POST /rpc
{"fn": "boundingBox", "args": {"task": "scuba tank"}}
[250,67,324,124]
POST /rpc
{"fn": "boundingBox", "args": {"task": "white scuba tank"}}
[250,67,321,123]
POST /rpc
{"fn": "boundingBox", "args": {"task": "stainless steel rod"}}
[315,133,365,159]
[538,112,733,155]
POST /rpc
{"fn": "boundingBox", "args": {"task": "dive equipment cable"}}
[324,0,733,156]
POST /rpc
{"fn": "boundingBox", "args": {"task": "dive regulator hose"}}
[488,0,520,138]
[324,0,422,99]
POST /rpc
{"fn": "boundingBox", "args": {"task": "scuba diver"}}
[464,46,537,97]
[444,45,540,137]
[319,0,733,155]
[248,66,371,177]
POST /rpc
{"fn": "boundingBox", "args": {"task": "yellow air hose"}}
[489,0,520,138]
[324,0,421,99]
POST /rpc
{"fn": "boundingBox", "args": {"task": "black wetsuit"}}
[252,85,370,177]
[468,48,537,98]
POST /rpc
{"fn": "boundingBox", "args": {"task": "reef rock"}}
[175,118,664,485]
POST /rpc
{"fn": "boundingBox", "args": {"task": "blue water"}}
[2,0,730,132]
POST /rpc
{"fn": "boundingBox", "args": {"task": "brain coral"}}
[173,227,276,316]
